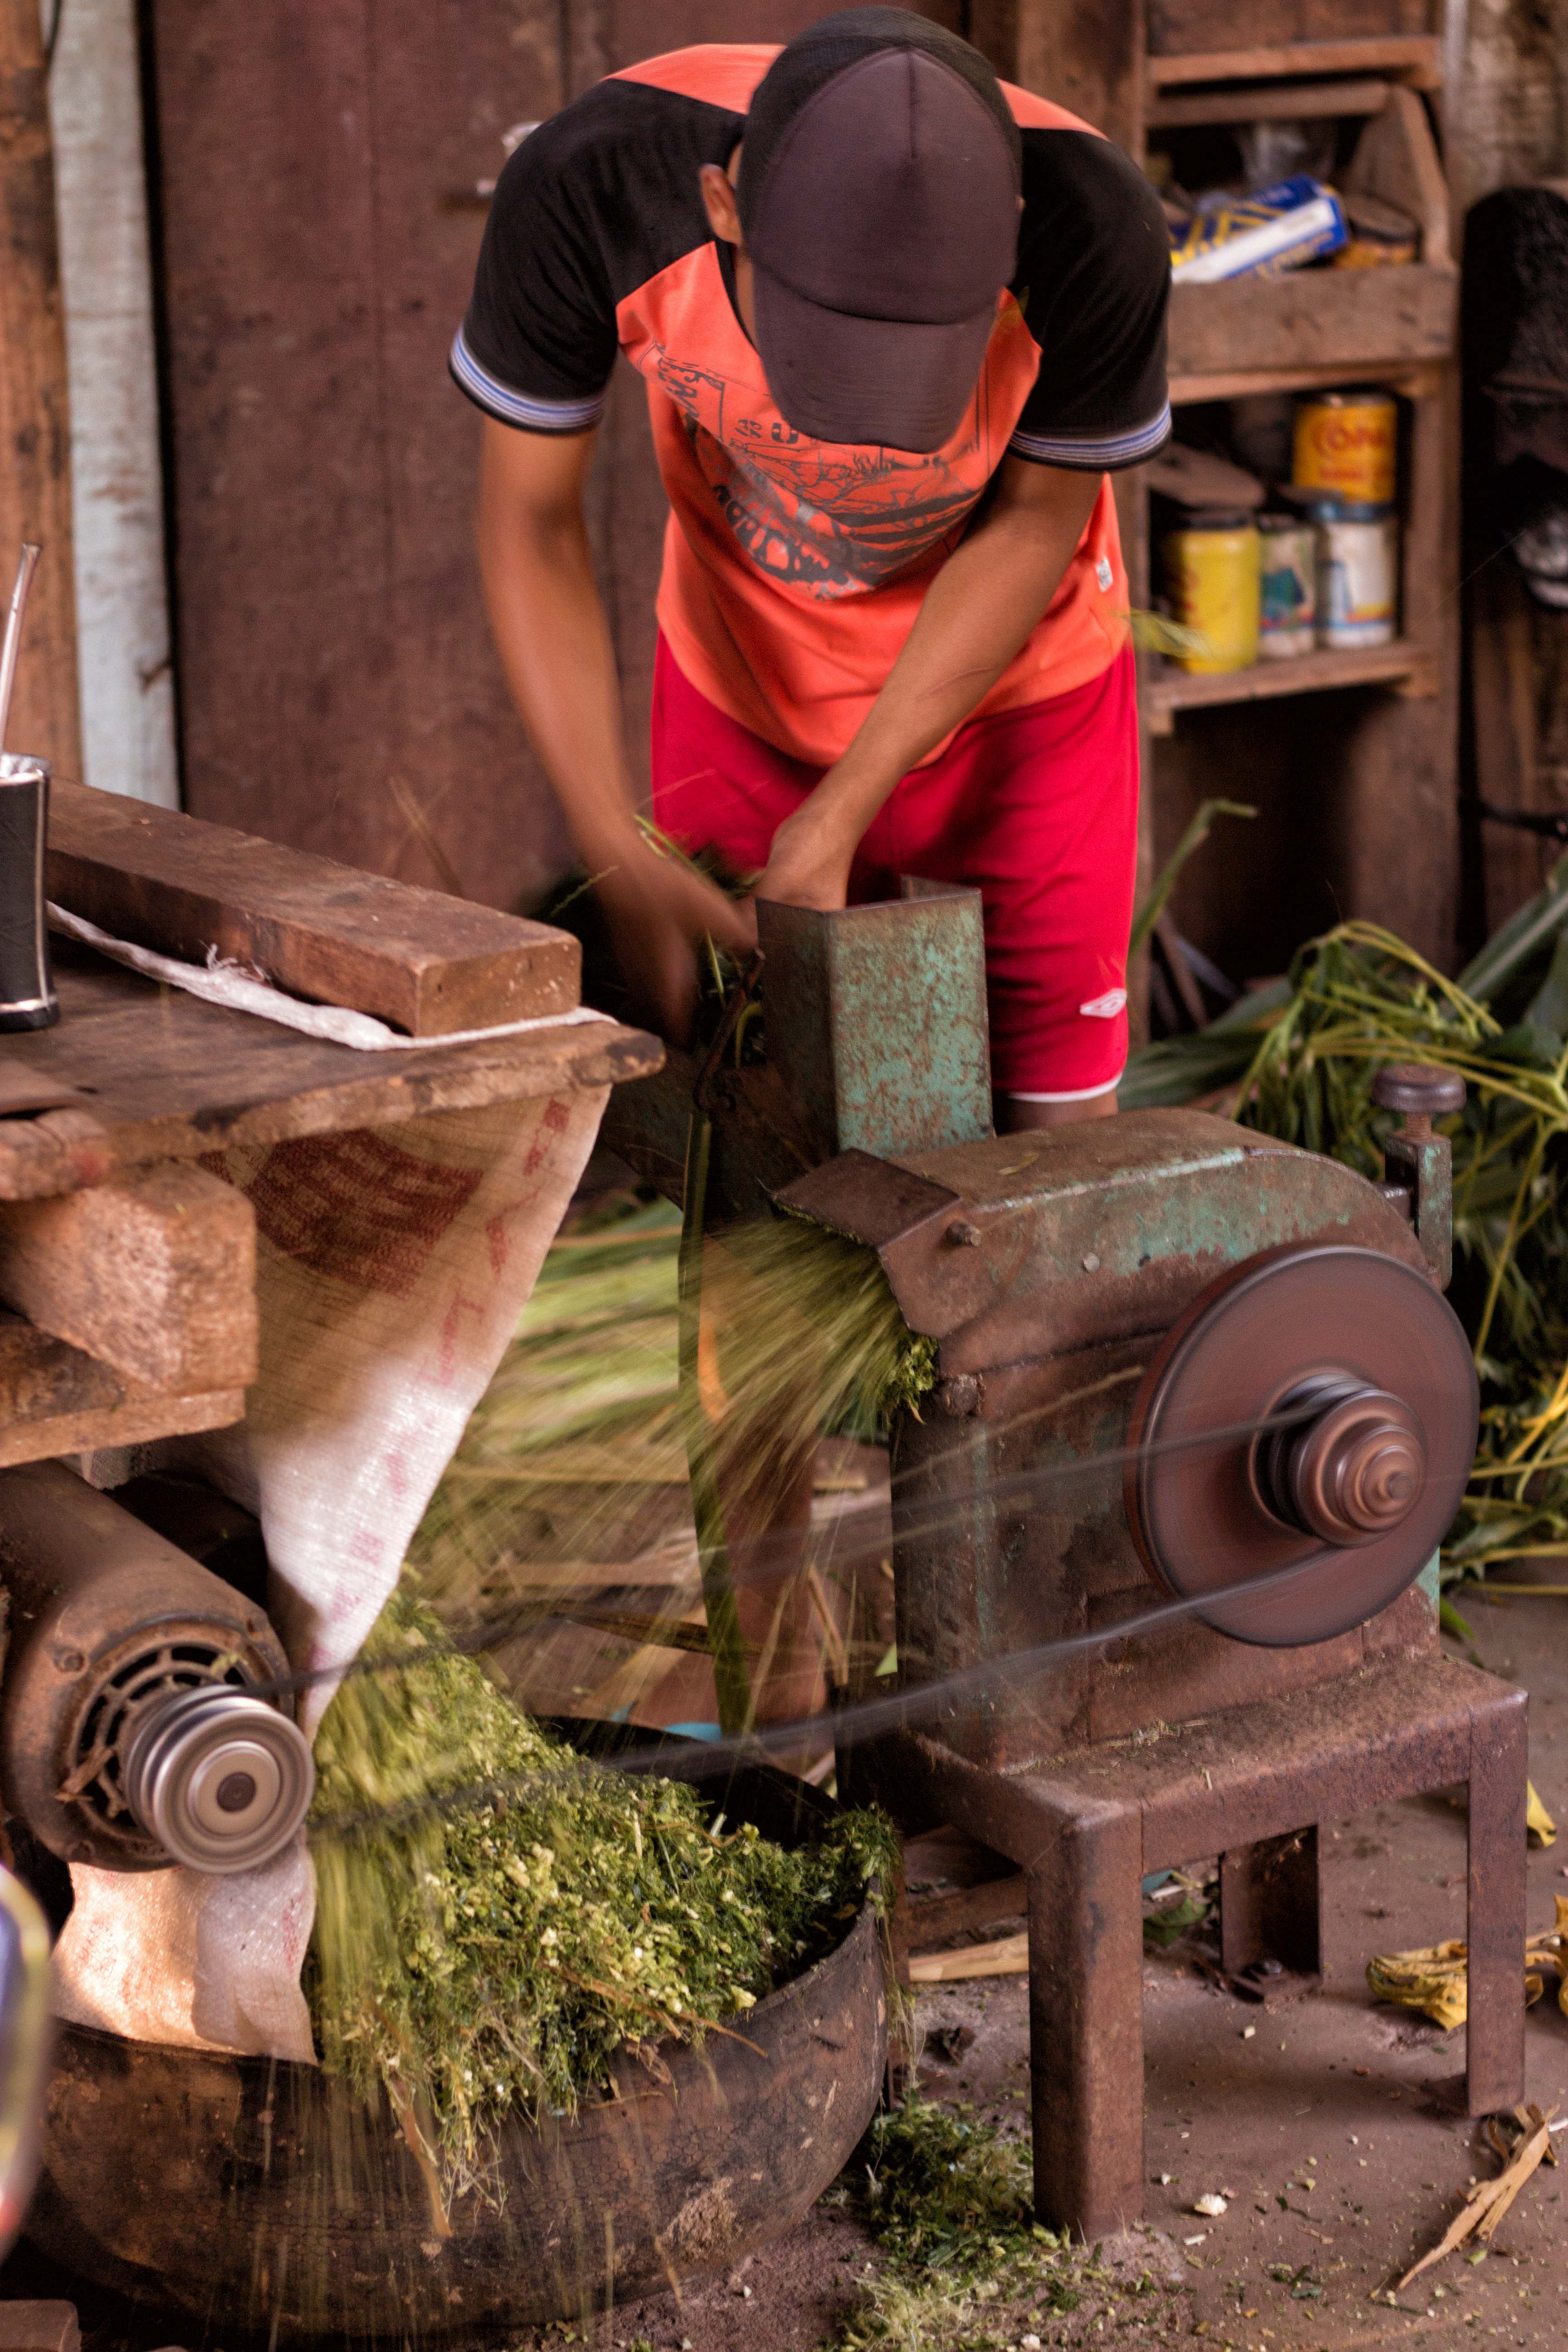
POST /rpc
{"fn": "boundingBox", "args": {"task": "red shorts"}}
[649,636,1139,1098]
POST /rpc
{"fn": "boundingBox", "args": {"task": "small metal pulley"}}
[119,1686,314,1874]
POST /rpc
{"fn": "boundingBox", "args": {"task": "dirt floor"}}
[12,1577,1568,2352]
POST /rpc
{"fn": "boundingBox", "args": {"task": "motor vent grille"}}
[58,1623,278,1865]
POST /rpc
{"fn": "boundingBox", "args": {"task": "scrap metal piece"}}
[756,889,992,1160]
[1373,1061,1465,1289]
[772,1148,996,1335]
[1125,1243,1478,1646]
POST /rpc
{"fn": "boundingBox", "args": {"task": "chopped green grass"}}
[306,1588,897,2195]
[824,2096,1185,2351]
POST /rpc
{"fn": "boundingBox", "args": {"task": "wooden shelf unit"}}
[1143,637,1437,732]
[976,0,1462,985]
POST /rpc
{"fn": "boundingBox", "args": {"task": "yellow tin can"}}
[1292,388,1397,506]
[1161,511,1260,674]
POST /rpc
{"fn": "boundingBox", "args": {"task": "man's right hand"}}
[592,836,757,1047]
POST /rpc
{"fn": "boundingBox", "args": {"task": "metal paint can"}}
[1257,514,1317,658]
[1292,388,1398,506]
[1313,499,1398,648]
[1161,510,1260,673]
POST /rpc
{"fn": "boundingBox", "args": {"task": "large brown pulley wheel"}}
[1125,1244,1478,1647]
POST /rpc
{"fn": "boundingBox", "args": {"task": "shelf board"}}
[1143,640,1437,735]
[1147,35,1441,87]
[1147,75,1396,128]
[1168,263,1455,401]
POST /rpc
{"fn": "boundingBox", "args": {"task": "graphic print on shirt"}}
[633,281,1039,602]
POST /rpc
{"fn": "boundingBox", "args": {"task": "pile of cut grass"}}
[306,1587,896,2194]
[825,2097,1182,2351]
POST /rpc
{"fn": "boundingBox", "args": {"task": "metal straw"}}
[0,544,42,760]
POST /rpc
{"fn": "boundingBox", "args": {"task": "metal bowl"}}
[25,1747,888,2341]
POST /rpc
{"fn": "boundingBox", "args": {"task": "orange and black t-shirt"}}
[452,45,1171,768]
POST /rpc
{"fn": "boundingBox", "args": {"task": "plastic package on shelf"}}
[1170,175,1348,285]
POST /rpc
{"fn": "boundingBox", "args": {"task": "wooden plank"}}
[1010,0,1143,155]
[1144,444,1265,509]
[1171,358,1443,404]
[1168,262,1456,386]
[0,1107,113,1201]
[0,1310,243,1469]
[0,2304,80,2352]
[1143,640,1436,734]
[906,1872,1029,1952]
[1147,0,1429,55]
[0,1163,257,1390]
[0,0,82,781]
[46,780,581,1037]
[1344,82,1452,263]
[1147,73,1395,124]
[0,1058,87,1117]
[1147,34,1441,83]
[907,1931,1029,1984]
[0,948,660,1196]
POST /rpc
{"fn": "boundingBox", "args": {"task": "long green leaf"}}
[1128,798,1256,963]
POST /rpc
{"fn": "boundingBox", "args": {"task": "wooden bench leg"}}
[1218,1828,1321,1979]
[1025,1797,1144,2239]
[1466,1687,1529,2117]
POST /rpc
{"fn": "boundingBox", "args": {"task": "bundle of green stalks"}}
[307,1588,897,2195]
[1122,855,1568,1584]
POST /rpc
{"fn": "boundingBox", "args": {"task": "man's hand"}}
[752,799,857,911]
[750,455,1102,909]
[594,835,757,1046]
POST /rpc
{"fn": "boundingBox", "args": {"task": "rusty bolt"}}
[937,1374,981,1416]
[52,1647,84,1675]
[945,1218,982,1248]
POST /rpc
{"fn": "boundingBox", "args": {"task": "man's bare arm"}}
[754,454,1102,908]
[477,416,753,1040]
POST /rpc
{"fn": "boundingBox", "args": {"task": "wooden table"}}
[0,939,660,1468]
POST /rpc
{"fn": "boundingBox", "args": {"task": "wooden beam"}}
[1143,640,1437,735]
[0,0,82,777]
[1171,357,1446,406]
[0,1162,256,1391]
[1168,265,1456,394]
[1147,75,1393,127]
[1147,36,1441,87]
[46,780,581,1036]
[0,1107,113,1202]
[0,1311,243,1470]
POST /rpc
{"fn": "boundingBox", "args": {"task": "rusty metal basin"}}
[25,1751,888,2342]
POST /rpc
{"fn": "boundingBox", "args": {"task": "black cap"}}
[736,9,1021,455]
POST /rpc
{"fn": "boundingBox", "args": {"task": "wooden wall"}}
[145,0,961,911]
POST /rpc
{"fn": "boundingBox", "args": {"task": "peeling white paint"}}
[47,0,179,808]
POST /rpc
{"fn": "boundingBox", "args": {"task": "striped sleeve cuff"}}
[1008,401,1173,471]
[448,327,608,434]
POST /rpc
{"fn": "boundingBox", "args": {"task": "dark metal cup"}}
[0,754,58,1032]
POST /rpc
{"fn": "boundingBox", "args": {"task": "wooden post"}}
[0,0,81,778]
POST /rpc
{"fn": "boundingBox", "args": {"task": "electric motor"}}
[0,1462,313,1874]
